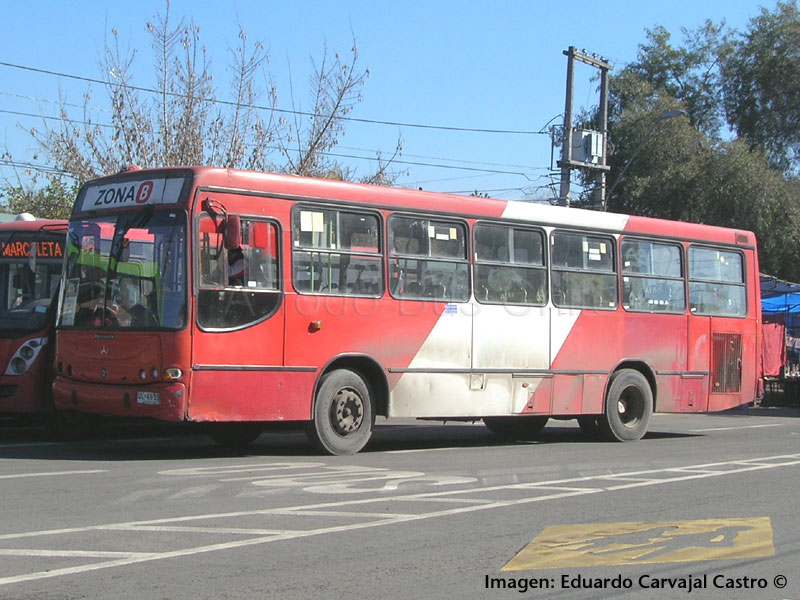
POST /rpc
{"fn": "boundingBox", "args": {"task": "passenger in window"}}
[118,278,157,327]
[228,246,248,286]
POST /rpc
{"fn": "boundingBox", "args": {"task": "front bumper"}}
[53,376,187,421]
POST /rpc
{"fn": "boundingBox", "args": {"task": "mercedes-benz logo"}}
[101,368,107,379]
[100,346,108,355]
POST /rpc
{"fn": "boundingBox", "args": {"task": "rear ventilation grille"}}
[711,332,742,393]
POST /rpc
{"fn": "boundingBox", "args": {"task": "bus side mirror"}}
[223,215,242,250]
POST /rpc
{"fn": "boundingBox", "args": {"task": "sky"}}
[0,0,778,203]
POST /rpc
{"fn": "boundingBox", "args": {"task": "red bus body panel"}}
[0,219,66,416]
[52,167,762,424]
[0,333,54,414]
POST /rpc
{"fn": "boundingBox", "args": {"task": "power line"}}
[0,60,552,136]
[0,108,545,178]
[338,144,546,171]
[0,90,109,114]
[0,158,71,177]
[0,107,547,175]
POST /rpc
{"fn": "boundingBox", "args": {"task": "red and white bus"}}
[0,217,66,418]
[52,167,761,454]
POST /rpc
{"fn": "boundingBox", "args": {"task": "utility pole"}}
[557,47,612,209]
[595,65,610,209]
[558,49,575,207]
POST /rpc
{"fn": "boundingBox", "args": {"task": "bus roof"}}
[0,219,67,233]
[80,166,758,248]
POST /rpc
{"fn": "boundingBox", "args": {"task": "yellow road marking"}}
[503,517,774,571]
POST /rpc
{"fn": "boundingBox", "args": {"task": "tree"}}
[611,21,732,139]
[1,176,76,219]
[606,108,800,280]
[603,7,800,282]
[722,0,800,173]
[22,1,395,190]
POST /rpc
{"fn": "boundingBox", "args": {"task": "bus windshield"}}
[58,210,187,330]
[0,233,63,333]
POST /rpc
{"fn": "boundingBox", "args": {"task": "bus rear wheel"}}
[483,416,548,440]
[305,369,374,455]
[601,369,653,442]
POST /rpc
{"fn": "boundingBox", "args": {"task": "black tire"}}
[305,369,374,455]
[207,423,263,448]
[577,415,602,437]
[600,369,653,442]
[483,415,549,440]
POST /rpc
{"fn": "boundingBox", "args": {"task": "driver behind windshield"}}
[117,278,157,328]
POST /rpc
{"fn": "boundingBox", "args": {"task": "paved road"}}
[0,407,798,599]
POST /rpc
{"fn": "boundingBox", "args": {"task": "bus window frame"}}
[619,236,687,315]
[550,229,619,311]
[194,212,284,332]
[473,220,548,307]
[688,244,748,318]
[58,207,190,332]
[387,212,471,303]
[290,203,385,299]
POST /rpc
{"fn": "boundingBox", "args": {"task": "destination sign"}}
[80,177,185,212]
[1,240,64,259]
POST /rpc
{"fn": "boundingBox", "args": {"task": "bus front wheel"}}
[601,369,653,442]
[305,369,374,455]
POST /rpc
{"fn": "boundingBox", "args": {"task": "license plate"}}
[136,391,161,405]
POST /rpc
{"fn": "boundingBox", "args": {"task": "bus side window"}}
[291,207,383,298]
[198,216,224,287]
[388,215,469,302]
[551,231,617,310]
[621,239,685,313]
[197,215,282,330]
[474,223,546,306]
[688,246,746,317]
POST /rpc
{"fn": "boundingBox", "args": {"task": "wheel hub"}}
[332,387,364,435]
[618,388,643,427]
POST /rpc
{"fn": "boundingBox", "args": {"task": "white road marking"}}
[0,549,159,559]
[0,453,798,587]
[106,525,295,535]
[159,462,326,477]
[112,489,171,505]
[385,445,491,454]
[167,485,223,500]
[163,462,480,494]
[691,423,783,432]
[0,469,107,480]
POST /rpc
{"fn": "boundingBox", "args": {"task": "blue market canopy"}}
[761,274,800,314]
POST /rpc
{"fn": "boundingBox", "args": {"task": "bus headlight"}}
[163,368,182,380]
[9,357,27,375]
[4,337,47,376]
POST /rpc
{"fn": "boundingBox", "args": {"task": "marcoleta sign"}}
[1,240,64,259]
